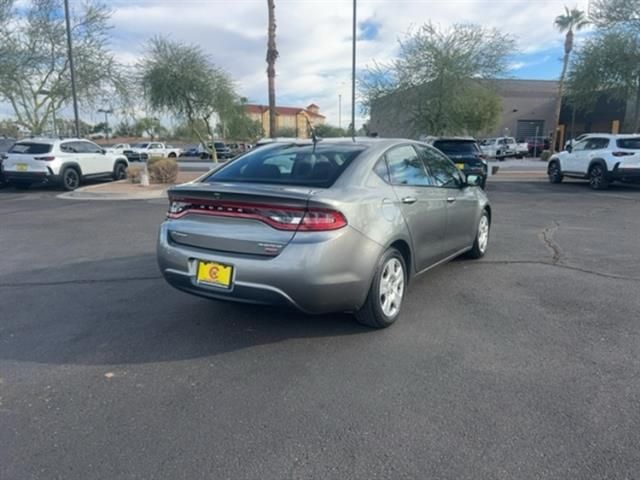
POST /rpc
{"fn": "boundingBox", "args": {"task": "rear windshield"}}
[617,138,640,150]
[206,143,367,188]
[8,142,52,154]
[433,140,480,154]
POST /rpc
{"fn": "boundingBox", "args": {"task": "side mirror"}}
[465,174,483,187]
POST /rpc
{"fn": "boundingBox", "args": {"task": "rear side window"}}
[385,145,431,186]
[9,142,52,154]
[432,141,480,155]
[617,138,640,149]
[206,143,366,188]
[586,138,610,150]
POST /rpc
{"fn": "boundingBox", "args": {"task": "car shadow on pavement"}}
[0,254,371,366]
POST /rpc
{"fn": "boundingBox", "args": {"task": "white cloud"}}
[4,0,593,128]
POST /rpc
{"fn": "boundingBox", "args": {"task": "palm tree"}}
[550,7,589,152]
[266,0,278,137]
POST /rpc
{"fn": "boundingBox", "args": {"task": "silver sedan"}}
[157,138,491,328]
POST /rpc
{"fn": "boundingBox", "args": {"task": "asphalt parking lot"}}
[1,180,640,479]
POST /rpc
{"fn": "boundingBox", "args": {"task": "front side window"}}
[207,143,366,188]
[418,145,462,188]
[150,143,163,149]
[81,141,103,154]
[585,138,610,150]
[385,145,431,187]
[570,140,588,152]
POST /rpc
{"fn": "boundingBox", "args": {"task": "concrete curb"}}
[57,181,169,201]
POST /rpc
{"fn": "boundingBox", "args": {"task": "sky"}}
[4,0,592,129]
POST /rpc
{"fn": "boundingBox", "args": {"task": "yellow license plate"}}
[455,163,465,170]
[16,163,28,172]
[196,261,233,288]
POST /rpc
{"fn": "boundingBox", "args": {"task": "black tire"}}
[588,163,609,190]
[168,152,177,158]
[480,176,487,189]
[12,182,31,190]
[548,160,563,184]
[467,210,490,259]
[113,162,127,181]
[355,248,407,329]
[61,167,81,191]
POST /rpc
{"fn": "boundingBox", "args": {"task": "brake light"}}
[612,151,634,157]
[167,196,347,231]
[34,156,55,161]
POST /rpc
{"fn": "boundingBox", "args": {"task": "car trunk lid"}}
[165,182,345,257]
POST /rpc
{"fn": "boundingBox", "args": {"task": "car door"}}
[418,145,478,254]
[149,143,164,158]
[385,144,448,271]
[78,141,106,175]
[563,139,589,173]
[582,137,610,174]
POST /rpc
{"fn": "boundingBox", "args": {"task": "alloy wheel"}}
[64,170,79,190]
[478,215,490,254]
[589,165,604,188]
[379,257,405,318]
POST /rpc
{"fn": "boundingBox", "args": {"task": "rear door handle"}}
[402,196,417,204]
[447,197,456,203]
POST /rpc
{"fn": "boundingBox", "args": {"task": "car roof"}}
[431,136,477,142]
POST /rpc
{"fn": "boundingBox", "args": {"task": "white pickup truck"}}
[127,142,181,161]
[480,137,521,160]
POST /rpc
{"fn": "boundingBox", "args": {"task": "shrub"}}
[148,158,178,184]
[540,150,552,162]
[126,164,145,184]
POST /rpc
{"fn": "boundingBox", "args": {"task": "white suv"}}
[2,138,129,191]
[547,134,640,189]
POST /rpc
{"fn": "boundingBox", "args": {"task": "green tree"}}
[134,117,165,140]
[550,7,589,151]
[588,0,640,130]
[140,36,238,160]
[567,30,640,130]
[360,23,515,137]
[0,0,128,134]
[314,124,348,137]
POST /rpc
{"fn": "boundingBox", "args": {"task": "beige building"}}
[245,103,325,138]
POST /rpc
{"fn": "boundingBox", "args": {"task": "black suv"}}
[430,137,488,188]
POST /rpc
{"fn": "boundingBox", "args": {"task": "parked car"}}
[480,137,518,160]
[547,134,640,189]
[125,142,181,161]
[0,136,16,186]
[199,142,233,160]
[428,137,488,188]
[515,139,529,158]
[3,138,128,191]
[157,138,491,328]
[104,143,130,155]
[526,137,550,157]
[227,142,250,156]
[179,145,200,157]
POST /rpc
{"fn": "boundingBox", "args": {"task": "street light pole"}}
[351,0,356,138]
[64,0,80,138]
[338,94,342,129]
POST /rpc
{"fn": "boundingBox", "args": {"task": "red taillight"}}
[612,151,634,157]
[167,196,347,232]
[34,156,55,161]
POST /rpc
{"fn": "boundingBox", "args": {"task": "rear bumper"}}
[4,171,61,184]
[156,222,384,314]
[611,166,640,182]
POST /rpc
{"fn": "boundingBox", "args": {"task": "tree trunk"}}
[550,49,570,153]
[266,0,278,138]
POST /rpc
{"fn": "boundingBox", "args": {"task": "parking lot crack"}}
[474,260,640,282]
[539,221,562,264]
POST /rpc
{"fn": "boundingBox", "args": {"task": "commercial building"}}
[245,103,325,138]
[369,79,628,146]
